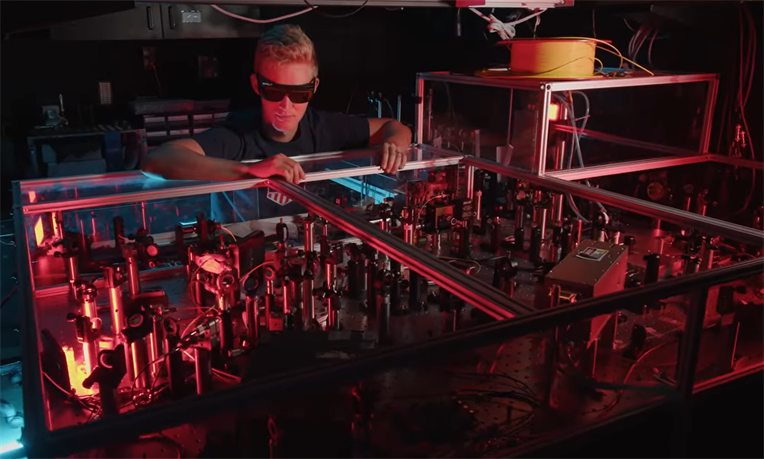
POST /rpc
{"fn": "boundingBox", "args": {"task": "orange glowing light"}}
[34,217,45,247]
[62,346,95,396]
[29,191,37,203]
[549,103,561,122]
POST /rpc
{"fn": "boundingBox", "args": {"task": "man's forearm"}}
[142,145,247,181]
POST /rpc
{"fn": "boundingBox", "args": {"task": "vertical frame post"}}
[415,74,425,145]
[699,76,719,154]
[13,181,50,457]
[533,84,553,175]
[671,287,709,457]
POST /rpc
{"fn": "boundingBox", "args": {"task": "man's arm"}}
[142,139,249,181]
[368,118,412,174]
[141,136,305,183]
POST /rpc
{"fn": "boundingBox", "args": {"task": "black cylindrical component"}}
[98,384,119,417]
[514,226,525,252]
[327,295,340,331]
[197,214,209,242]
[194,347,212,395]
[684,256,702,275]
[175,225,187,264]
[560,227,572,260]
[377,297,390,344]
[408,271,422,310]
[491,216,502,254]
[624,235,637,254]
[245,292,259,343]
[644,254,661,284]
[164,337,184,396]
[276,219,288,244]
[347,260,360,297]
[366,259,378,313]
[264,291,275,327]
[220,309,234,352]
[302,276,315,330]
[492,259,503,289]
[530,227,543,264]
[389,275,401,311]
[113,216,125,249]
[452,225,470,258]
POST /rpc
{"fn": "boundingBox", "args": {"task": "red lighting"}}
[29,191,37,203]
[34,217,45,247]
[549,103,561,122]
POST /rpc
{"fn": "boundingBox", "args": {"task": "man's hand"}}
[244,153,305,184]
[378,142,408,174]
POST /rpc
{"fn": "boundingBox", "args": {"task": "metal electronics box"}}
[545,240,628,346]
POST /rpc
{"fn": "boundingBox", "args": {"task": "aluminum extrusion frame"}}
[464,156,764,246]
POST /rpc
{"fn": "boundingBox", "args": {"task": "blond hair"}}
[255,24,318,77]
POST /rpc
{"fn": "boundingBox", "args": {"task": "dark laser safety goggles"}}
[256,74,316,104]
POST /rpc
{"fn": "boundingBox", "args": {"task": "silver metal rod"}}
[465,157,764,247]
[415,77,424,144]
[704,154,764,169]
[416,71,717,92]
[675,288,709,400]
[699,77,719,154]
[268,180,532,319]
[125,252,141,298]
[465,165,475,200]
[21,148,463,215]
[552,124,710,159]
[545,155,711,181]
[532,85,552,175]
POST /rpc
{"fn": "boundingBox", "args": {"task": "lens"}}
[287,91,314,104]
[261,87,288,102]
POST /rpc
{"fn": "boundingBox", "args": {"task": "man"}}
[142,24,411,222]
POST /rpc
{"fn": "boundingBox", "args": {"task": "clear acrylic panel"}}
[53,302,680,458]
[695,271,764,390]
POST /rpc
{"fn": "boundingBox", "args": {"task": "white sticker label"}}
[266,189,293,206]
[577,247,609,261]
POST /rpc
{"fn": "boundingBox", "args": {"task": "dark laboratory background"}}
[0,1,762,456]
[1,1,762,211]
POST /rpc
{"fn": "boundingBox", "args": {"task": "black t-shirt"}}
[194,107,370,161]
[193,107,371,223]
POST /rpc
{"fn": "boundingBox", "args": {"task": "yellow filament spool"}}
[499,38,601,78]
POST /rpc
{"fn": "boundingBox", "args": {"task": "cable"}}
[304,0,367,18]
[597,339,678,417]
[469,7,546,41]
[151,64,162,97]
[180,306,217,340]
[647,30,659,69]
[553,92,605,222]
[1,286,18,308]
[210,4,315,24]
[239,260,275,288]
[219,226,237,242]
[131,351,178,408]
[43,372,101,415]
[732,3,757,216]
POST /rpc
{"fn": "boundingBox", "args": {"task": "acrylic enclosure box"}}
[13,146,462,434]
[415,72,718,174]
